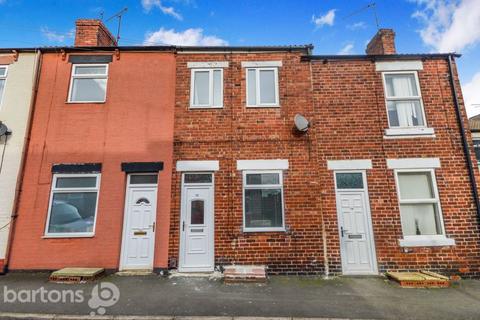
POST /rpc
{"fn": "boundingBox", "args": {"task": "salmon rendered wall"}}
[8,51,175,270]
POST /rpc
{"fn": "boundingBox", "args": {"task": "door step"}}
[49,267,105,283]
[386,271,451,288]
[116,270,154,276]
[169,270,223,279]
[223,265,267,283]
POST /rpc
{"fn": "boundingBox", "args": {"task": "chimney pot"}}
[74,19,117,47]
[366,29,396,55]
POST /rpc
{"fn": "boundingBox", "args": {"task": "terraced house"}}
[4,20,480,278]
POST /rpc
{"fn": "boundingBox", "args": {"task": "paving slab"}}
[0,273,479,319]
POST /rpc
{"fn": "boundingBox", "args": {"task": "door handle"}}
[341,227,346,237]
[182,221,185,232]
[152,222,155,232]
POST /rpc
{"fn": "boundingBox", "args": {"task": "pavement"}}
[0,272,479,320]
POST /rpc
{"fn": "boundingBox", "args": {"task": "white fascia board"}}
[187,61,229,68]
[375,60,423,71]
[387,158,441,169]
[237,159,289,170]
[176,160,220,172]
[327,159,373,170]
[241,61,282,68]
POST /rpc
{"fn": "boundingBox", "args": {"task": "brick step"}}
[223,265,267,283]
[386,270,451,288]
[49,267,105,283]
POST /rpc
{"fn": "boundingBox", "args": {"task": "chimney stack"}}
[366,29,396,55]
[74,19,117,47]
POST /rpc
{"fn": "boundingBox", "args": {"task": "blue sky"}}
[1,0,479,115]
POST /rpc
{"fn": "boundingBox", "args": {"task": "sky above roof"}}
[1,0,479,116]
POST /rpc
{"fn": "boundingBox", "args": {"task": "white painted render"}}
[327,159,373,170]
[241,61,282,68]
[375,60,423,71]
[236,159,289,170]
[187,61,229,68]
[387,157,441,169]
[176,160,220,171]
[0,52,38,259]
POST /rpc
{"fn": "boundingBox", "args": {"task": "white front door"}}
[179,173,214,272]
[335,171,377,275]
[120,174,158,270]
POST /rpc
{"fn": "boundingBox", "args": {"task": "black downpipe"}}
[447,55,480,219]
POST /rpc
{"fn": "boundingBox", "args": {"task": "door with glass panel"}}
[120,174,158,270]
[334,171,378,275]
[179,173,214,272]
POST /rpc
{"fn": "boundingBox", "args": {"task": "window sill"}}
[399,237,455,247]
[243,228,286,233]
[43,234,95,239]
[384,127,435,139]
[246,105,281,108]
[189,106,224,109]
[66,101,106,104]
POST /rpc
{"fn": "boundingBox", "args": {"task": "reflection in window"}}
[336,173,364,189]
[243,172,284,230]
[136,197,150,205]
[184,174,212,184]
[47,174,100,235]
[69,64,108,102]
[191,200,205,224]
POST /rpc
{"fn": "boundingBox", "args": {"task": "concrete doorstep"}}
[0,314,371,320]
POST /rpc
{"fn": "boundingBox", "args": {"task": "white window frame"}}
[382,71,428,129]
[190,68,223,108]
[393,168,453,246]
[242,170,285,232]
[44,173,101,238]
[67,63,109,103]
[246,67,280,107]
[0,65,8,108]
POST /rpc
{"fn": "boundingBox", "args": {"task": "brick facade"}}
[169,50,480,276]
[366,29,396,55]
[74,19,117,47]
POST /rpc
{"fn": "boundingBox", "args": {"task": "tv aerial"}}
[106,7,128,44]
[343,2,380,30]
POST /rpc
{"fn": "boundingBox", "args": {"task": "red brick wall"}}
[170,51,325,274]
[366,29,396,55]
[74,19,117,47]
[171,52,480,276]
[8,51,175,270]
[311,57,480,276]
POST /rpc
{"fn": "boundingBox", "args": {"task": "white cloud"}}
[40,27,74,43]
[312,9,336,28]
[338,43,354,55]
[411,0,480,52]
[144,28,228,46]
[141,0,183,20]
[463,72,480,117]
[347,21,366,30]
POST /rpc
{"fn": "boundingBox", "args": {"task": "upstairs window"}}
[246,67,279,107]
[383,72,425,128]
[190,69,223,108]
[0,66,7,107]
[68,64,108,103]
[473,139,480,165]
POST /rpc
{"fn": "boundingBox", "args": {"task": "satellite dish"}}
[294,114,310,132]
[0,122,8,137]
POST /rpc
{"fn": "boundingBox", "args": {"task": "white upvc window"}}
[242,170,285,232]
[394,169,447,240]
[190,68,223,108]
[68,64,108,103]
[382,71,426,128]
[44,174,101,237]
[0,65,7,108]
[246,67,279,107]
